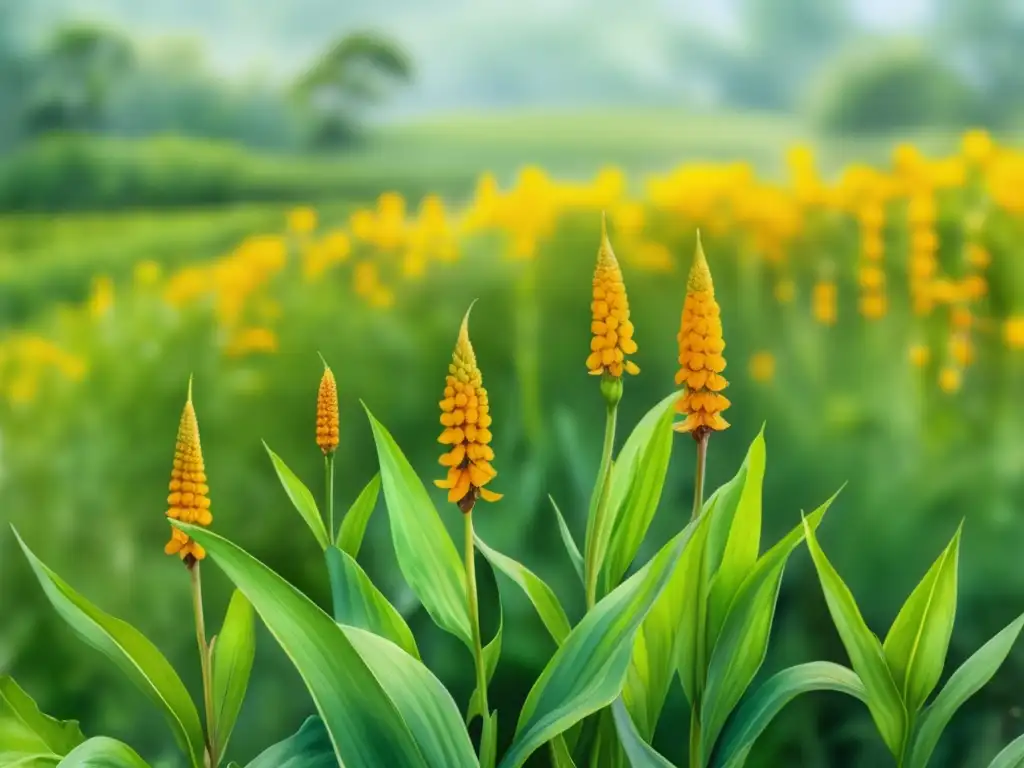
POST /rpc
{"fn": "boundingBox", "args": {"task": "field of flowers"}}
[2,129,1024,766]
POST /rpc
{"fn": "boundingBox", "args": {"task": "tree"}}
[293,31,412,147]
[24,22,135,135]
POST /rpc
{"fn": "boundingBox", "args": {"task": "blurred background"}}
[1,0,1023,766]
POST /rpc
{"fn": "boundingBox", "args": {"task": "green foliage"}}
[59,736,149,766]
[336,473,381,555]
[0,675,84,762]
[211,591,256,759]
[264,443,330,550]
[245,717,335,768]
[811,43,973,134]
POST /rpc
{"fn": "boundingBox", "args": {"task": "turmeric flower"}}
[586,216,639,378]
[165,382,212,561]
[675,235,730,435]
[434,308,501,512]
[316,363,340,455]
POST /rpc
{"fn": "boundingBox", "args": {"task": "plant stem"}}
[189,561,217,767]
[325,452,336,543]
[585,402,618,610]
[464,511,489,732]
[688,432,710,768]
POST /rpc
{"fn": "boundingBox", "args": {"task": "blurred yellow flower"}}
[1005,317,1024,349]
[586,218,639,378]
[909,344,930,367]
[225,327,278,357]
[938,366,962,394]
[966,243,991,269]
[133,260,162,288]
[88,276,115,320]
[749,351,775,383]
[812,281,837,325]
[288,206,318,235]
[962,129,994,166]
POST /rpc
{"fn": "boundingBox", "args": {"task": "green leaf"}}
[480,711,498,768]
[988,732,1024,768]
[264,443,329,550]
[907,613,1024,768]
[611,698,675,768]
[325,545,420,659]
[710,662,867,768]
[701,496,835,756]
[57,737,149,767]
[337,474,381,556]
[14,530,205,768]
[0,675,84,759]
[549,736,577,768]
[705,428,766,652]
[467,606,503,725]
[211,590,256,757]
[177,522,477,768]
[624,510,712,740]
[803,518,906,757]
[882,524,961,714]
[474,535,571,646]
[550,496,584,586]
[600,391,679,595]
[672,498,717,709]
[499,516,701,768]
[245,717,335,768]
[365,407,472,648]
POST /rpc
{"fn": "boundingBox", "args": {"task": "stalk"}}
[464,511,490,735]
[325,452,336,542]
[585,401,618,610]
[688,432,710,768]
[189,560,217,767]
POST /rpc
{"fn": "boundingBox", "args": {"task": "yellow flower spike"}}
[316,361,340,455]
[165,378,212,562]
[434,305,501,513]
[674,233,730,438]
[586,214,640,380]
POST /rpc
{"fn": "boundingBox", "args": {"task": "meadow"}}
[1,111,1023,767]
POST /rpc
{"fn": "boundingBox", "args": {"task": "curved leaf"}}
[611,698,675,768]
[0,675,84,758]
[480,711,498,768]
[710,662,867,768]
[475,535,571,646]
[15,530,205,768]
[337,474,381,556]
[549,496,584,586]
[325,545,419,659]
[701,497,835,755]
[245,717,335,768]
[177,522,477,768]
[988,732,1024,768]
[600,391,679,595]
[58,737,149,767]
[907,613,1024,768]
[549,736,577,768]
[803,519,906,757]
[883,524,961,714]
[365,408,472,647]
[264,443,329,550]
[499,517,701,768]
[211,590,256,757]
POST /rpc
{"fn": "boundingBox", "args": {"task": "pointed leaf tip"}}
[317,351,330,370]
[187,374,194,403]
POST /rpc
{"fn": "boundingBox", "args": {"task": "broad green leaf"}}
[324,545,420,659]
[611,698,675,768]
[701,498,834,757]
[58,737,149,767]
[245,717,335,768]
[803,519,906,757]
[600,391,679,595]
[710,662,867,768]
[467,606,503,725]
[0,675,84,758]
[480,711,498,768]
[907,613,1024,768]
[499,516,701,768]
[365,408,472,647]
[15,530,205,768]
[3,756,59,767]
[177,522,477,768]
[474,535,571,646]
[988,732,1024,768]
[337,474,381,556]
[264,443,329,550]
[705,428,766,651]
[550,496,584,585]
[882,524,961,714]
[673,497,717,708]
[211,590,256,757]
[624,510,712,739]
